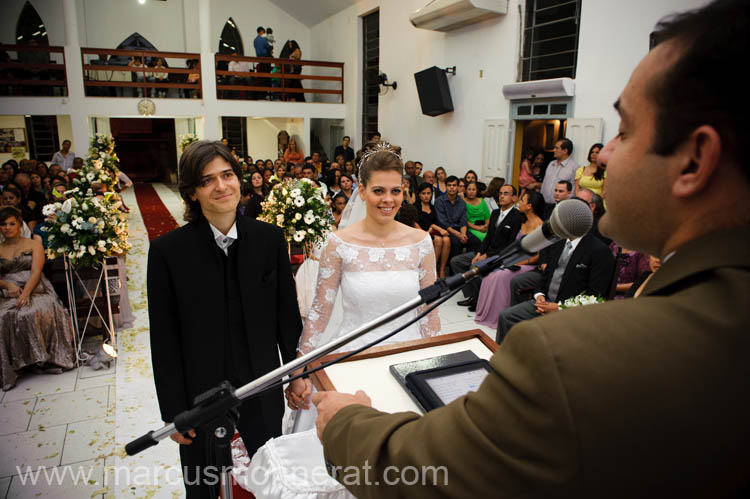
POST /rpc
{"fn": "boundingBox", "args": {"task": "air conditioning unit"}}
[410,0,508,32]
[502,78,575,100]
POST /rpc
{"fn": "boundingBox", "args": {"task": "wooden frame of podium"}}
[308,329,498,393]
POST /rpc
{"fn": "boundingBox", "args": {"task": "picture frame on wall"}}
[0,128,28,153]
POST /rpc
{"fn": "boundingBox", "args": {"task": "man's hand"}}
[170,429,196,445]
[312,390,372,440]
[535,300,559,315]
[472,253,487,264]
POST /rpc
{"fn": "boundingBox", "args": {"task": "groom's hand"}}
[312,390,372,440]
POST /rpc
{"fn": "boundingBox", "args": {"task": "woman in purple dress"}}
[609,243,650,298]
[474,191,545,329]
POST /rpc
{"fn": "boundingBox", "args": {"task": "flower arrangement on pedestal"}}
[258,178,332,250]
[559,293,605,309]
[72,158,118,194]
[42,191,132,269]
[88,133,120,172]
[179,133,199,152]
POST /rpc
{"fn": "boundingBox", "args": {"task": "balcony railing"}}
[0,44,68,96]
[81,48,202,99]
[215,54,344,103]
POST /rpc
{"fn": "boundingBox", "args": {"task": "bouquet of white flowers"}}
[258,178,332,249]
[73,158,118,194]
[179,133,199,152]
[42,191,132,269]
[559,293,605,309]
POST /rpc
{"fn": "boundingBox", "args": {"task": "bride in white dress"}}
[234,142,442,498]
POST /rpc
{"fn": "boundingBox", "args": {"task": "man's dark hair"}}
[415,161,423,167]
[445,175,459,185]
[343,135,350,141]
[558,138,573,156]
[257,26,265,34]
[649,0,747,178]
[301,164,315,173]
[178,140,241,223]
[556,180,572,192]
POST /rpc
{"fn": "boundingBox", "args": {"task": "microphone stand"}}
[125,248,529,497]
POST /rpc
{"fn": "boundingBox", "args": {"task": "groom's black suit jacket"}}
[477,208,525,257]
[147,214,302,440]
[536,233,615,302]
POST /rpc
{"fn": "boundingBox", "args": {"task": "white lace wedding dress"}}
[232,231,442,499]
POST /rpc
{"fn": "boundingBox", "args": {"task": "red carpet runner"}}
[133,183,180,241]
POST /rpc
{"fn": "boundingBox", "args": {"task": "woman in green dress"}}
[464,181,490,250]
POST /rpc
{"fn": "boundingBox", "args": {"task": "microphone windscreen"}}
[549,199,594,240]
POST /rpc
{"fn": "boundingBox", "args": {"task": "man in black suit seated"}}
[452,184,524,311]
[147,141,303,498]
[576,188,612,246]
[496,202,615,343]
[542,180,572,220]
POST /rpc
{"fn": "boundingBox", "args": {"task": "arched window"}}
[219,18,243,56]
[109,32,159,65]
[16,1,49,46]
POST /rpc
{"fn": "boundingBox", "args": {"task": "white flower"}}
[304,213,315,224]
[291,188,301,198]
[276,214,284,224]
[294,213,302,221]
[286,198,292,205]
[88,217,97,224]
[282,188,288,196]
[98,240,106,247]
[60,223,70,234]
[61,199,73,214]
[88,246,96,255]
[294,196,305,207]
[293,230,306,242]
[42,204,56,216]
[100,152,106,158]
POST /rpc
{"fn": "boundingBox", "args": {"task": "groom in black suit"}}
[452,184,524,310]
[147,141,302,498]
[496,216,615,343]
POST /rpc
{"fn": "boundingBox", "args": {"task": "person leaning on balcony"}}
[283,137,304,165]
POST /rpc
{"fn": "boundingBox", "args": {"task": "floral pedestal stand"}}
[63,255,118,366]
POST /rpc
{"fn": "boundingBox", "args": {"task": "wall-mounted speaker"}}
[414,66,454,117]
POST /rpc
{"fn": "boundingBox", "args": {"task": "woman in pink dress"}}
[474,191,545,329]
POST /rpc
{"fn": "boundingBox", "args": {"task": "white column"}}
[61,0,89,154]
[198,0,219,140]
[303,116,311,158]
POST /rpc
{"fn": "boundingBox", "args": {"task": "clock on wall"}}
[137,98,155,116]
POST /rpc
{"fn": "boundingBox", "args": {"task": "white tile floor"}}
[0,184,497,499]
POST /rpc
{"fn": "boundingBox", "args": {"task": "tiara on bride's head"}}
[357,142,402,170]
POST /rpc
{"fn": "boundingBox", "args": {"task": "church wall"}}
[310,0,709,180]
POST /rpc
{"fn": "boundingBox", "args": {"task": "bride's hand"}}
[285,378,312,410]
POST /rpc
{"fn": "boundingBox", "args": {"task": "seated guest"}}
[283,138,304,165]
[464,181,490,248]
[435,176,469,261]
[401,175,415,205]
[609,243,650,299]
[464,170,486,195]
[1,186,36,232]
[339,174,354,199]
[475,191,545,325]
[331,191,348,228]
[396,203,419,229]
[0,207,76,391]
[519,148,542,198]
[626,255,661,299]
[457,178,467,199]
[496,202,615,343]
[483,177,505,211]
[542,180,572,220]
[14,173,45,213]
[575,188,611,246]
[416,183,450,278]
[240,171,267,219]
[404,161,423,193]
[0,166,9,192]
[435,166,448,196]
[575,143,606,196]
[452,184,523,309]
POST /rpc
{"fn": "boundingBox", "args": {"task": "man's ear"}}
[672,125,722,198]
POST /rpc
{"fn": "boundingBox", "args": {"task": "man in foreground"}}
[312,1,750,497]
[147,141,302,497]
